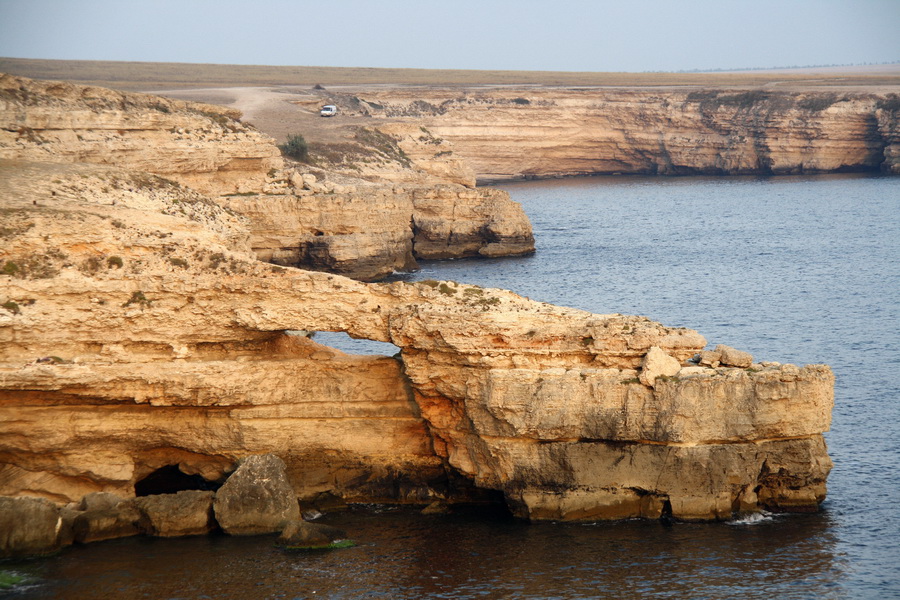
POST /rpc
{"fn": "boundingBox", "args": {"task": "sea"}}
[3,173,899,599]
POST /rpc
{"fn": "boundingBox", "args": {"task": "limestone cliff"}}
[220,176,533,281]
[0,73,834,523]
[352,88,900,179]
[1,158,832,521]
[0,73,534,281]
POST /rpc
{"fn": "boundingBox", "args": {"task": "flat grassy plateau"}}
[2,57,899,91]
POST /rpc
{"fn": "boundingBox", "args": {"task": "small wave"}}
[728,511,775,526]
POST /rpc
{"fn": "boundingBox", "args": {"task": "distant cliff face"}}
[354,88,900,179]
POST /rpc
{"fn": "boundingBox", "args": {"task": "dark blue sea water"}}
[4,174,899,599]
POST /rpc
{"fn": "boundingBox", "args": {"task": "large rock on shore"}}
[213,455,300,535]
[135,490,215,537]
[0,496,61,557]
[71,498,142,544]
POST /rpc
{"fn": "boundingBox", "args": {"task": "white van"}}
[320,105,337,117]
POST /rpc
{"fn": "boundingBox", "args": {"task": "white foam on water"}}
[729,511,775,526]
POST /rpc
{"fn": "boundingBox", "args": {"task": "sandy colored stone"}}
[715,344,754,368]
[0,75,836,522]
[0,73,535,282]
[0,496,62,557]
[698,350,721,367]
[639,346,682,387]
[213,454,300,535]
[0,73,280,197]
[72,499,142,543]
[135,490,215,537]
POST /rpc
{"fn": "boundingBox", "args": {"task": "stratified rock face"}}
[0,73,535,282]
[221,168,534,281]
[0,161,833,520]
[390,293,833,521]
[356,89,900,179]
[219,186,418,281]
[0,76,834,523]
[0,160,444,505]
[213,454,300,535]
[411,186,535,260]
[0,72,282,196]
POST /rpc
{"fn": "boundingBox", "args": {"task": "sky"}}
[0,0,898,73]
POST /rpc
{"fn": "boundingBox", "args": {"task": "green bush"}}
[279,134,310,162]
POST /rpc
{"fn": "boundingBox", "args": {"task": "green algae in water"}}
[0,570,29,590]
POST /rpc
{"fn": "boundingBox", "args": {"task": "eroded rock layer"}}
[1,158,833,521]
[0,74,834,523]
[0,73,534,281]
[353,88,900,178]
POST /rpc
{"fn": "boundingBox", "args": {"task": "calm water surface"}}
[4,174,899,599]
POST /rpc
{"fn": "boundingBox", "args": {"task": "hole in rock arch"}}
[134,465,221,497]
[302,331,401,357]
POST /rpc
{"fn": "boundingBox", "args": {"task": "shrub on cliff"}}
[279,134,309,162]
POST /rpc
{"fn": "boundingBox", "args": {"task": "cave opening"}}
[134,465,222,497]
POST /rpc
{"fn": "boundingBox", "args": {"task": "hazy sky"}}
[0,0,897,72]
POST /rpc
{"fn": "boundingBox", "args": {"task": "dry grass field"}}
[2,57,899,91]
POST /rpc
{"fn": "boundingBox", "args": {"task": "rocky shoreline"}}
[1,73,836,558]
[1,454,352,557]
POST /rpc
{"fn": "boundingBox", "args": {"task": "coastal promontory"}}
[1,73,835,556]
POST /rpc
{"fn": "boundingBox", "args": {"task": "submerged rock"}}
[278,519,347,547]
[213,454,300,535]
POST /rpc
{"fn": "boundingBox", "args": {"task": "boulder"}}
[72,499,141,543]
[639,346,682,387]
[134,490,215,537]
[213,454,300,535]
[0,496,62,558]
[716,344,754,368]
[698,350,722,367]
[278,519,347,547]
